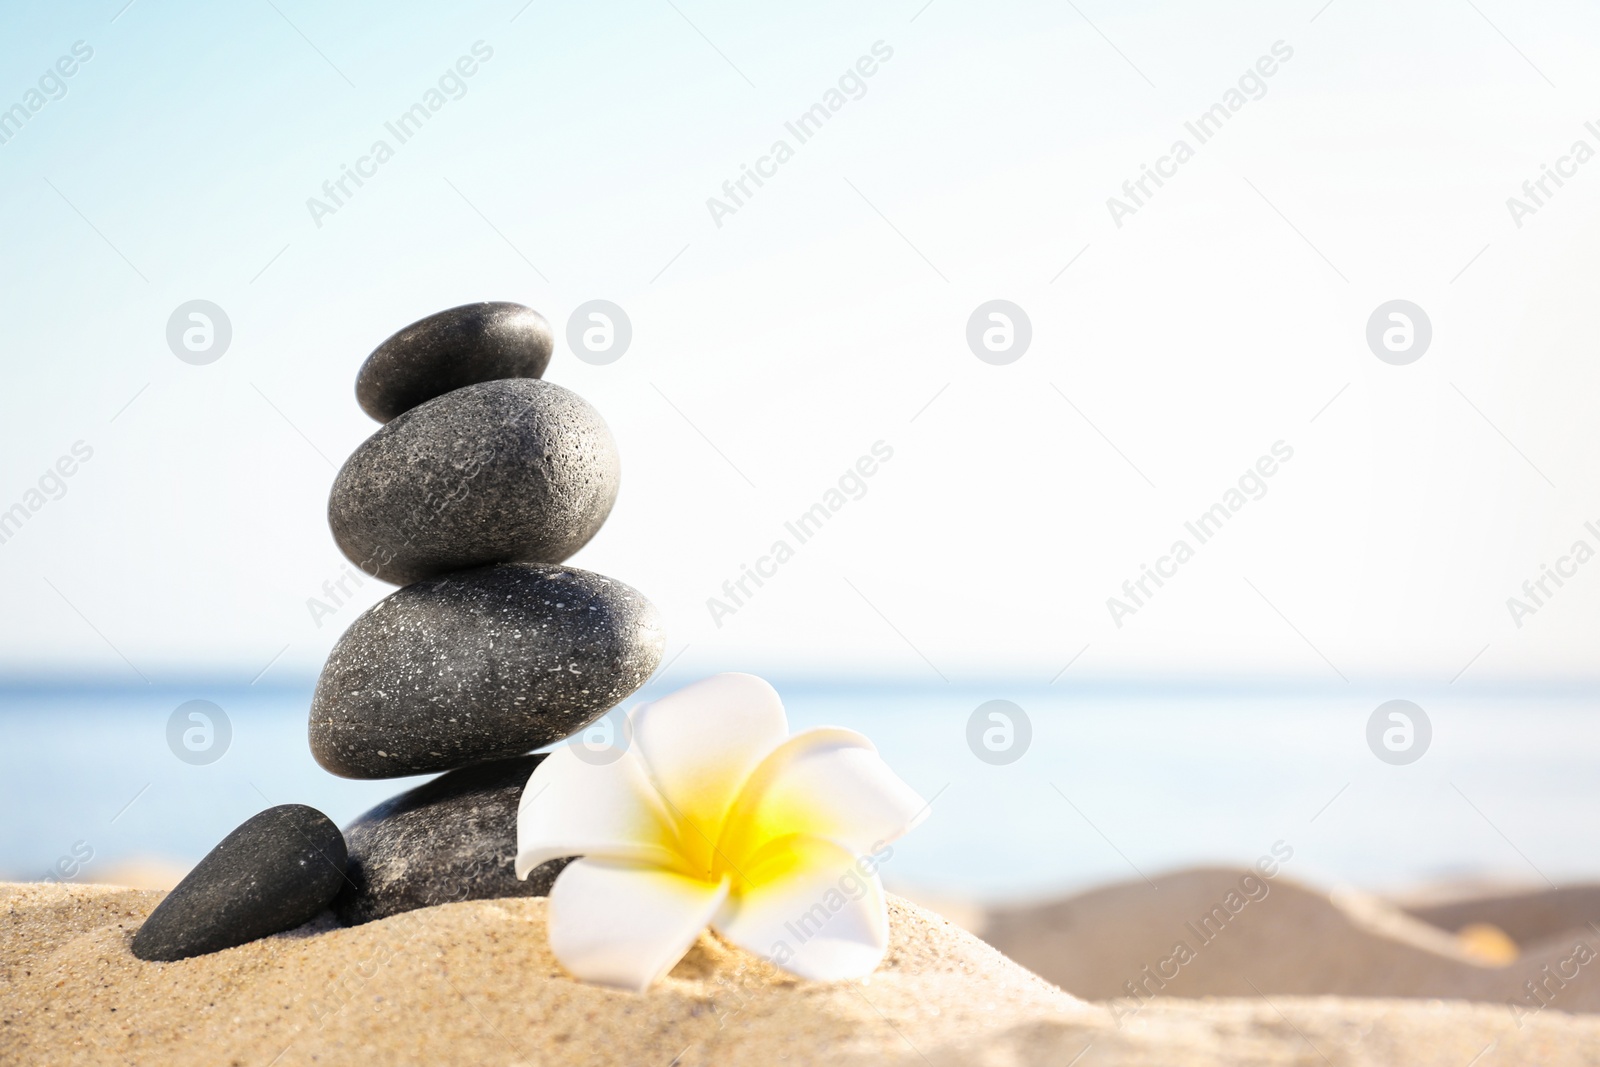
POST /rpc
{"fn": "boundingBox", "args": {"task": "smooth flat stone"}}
[329,378,619,586]
[334,756,571,926]
[131,805,346,962]
[355,301,554,423]
[309,562,664,779]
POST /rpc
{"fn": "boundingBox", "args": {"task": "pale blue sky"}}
[3,0,1600,686]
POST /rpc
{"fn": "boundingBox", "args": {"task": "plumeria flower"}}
[515,673,928,992]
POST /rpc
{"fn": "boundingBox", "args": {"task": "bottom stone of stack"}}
[334,756,570,926]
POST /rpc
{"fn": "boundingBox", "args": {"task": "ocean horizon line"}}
[0,669,1595,700]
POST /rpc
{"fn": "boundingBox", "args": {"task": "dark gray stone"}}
[131,805,346,962]
[328,378,620,586]
[310,562,664,779]
[334,756,571,926]
[355,302,554,423]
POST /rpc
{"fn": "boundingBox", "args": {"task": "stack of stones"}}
[131,302,663,961]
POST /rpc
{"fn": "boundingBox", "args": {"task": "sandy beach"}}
[981,867,1600,1012]
[7,879,1600,1066]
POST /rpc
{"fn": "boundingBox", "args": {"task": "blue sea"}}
[5,677,1598,902]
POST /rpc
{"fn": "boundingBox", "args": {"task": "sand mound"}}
[1403,884,1600,951]
[983,867,1600,1014]
[5,881,1600,1066]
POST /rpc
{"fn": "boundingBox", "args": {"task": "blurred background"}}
[3,0,1598,904]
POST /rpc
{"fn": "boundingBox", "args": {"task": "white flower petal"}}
[547,859,729,992]
[714,834,889,981]
[630,673,789,857]
[516,745,681,877]
[720,727,928,865]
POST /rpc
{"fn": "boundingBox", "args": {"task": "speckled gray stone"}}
[355,302,554,423]
[131,805,347,961]
[328,378,620,586]
[310,562,664,779]
[334,756,570,926]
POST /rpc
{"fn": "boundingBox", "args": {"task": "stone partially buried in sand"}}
[334,756,570,926]
[328,378,620,586]
[310,562,664,779]
[130,804,346,962]
[354,301,554,423]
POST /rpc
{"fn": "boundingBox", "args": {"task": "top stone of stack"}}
[355,301,553,423]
